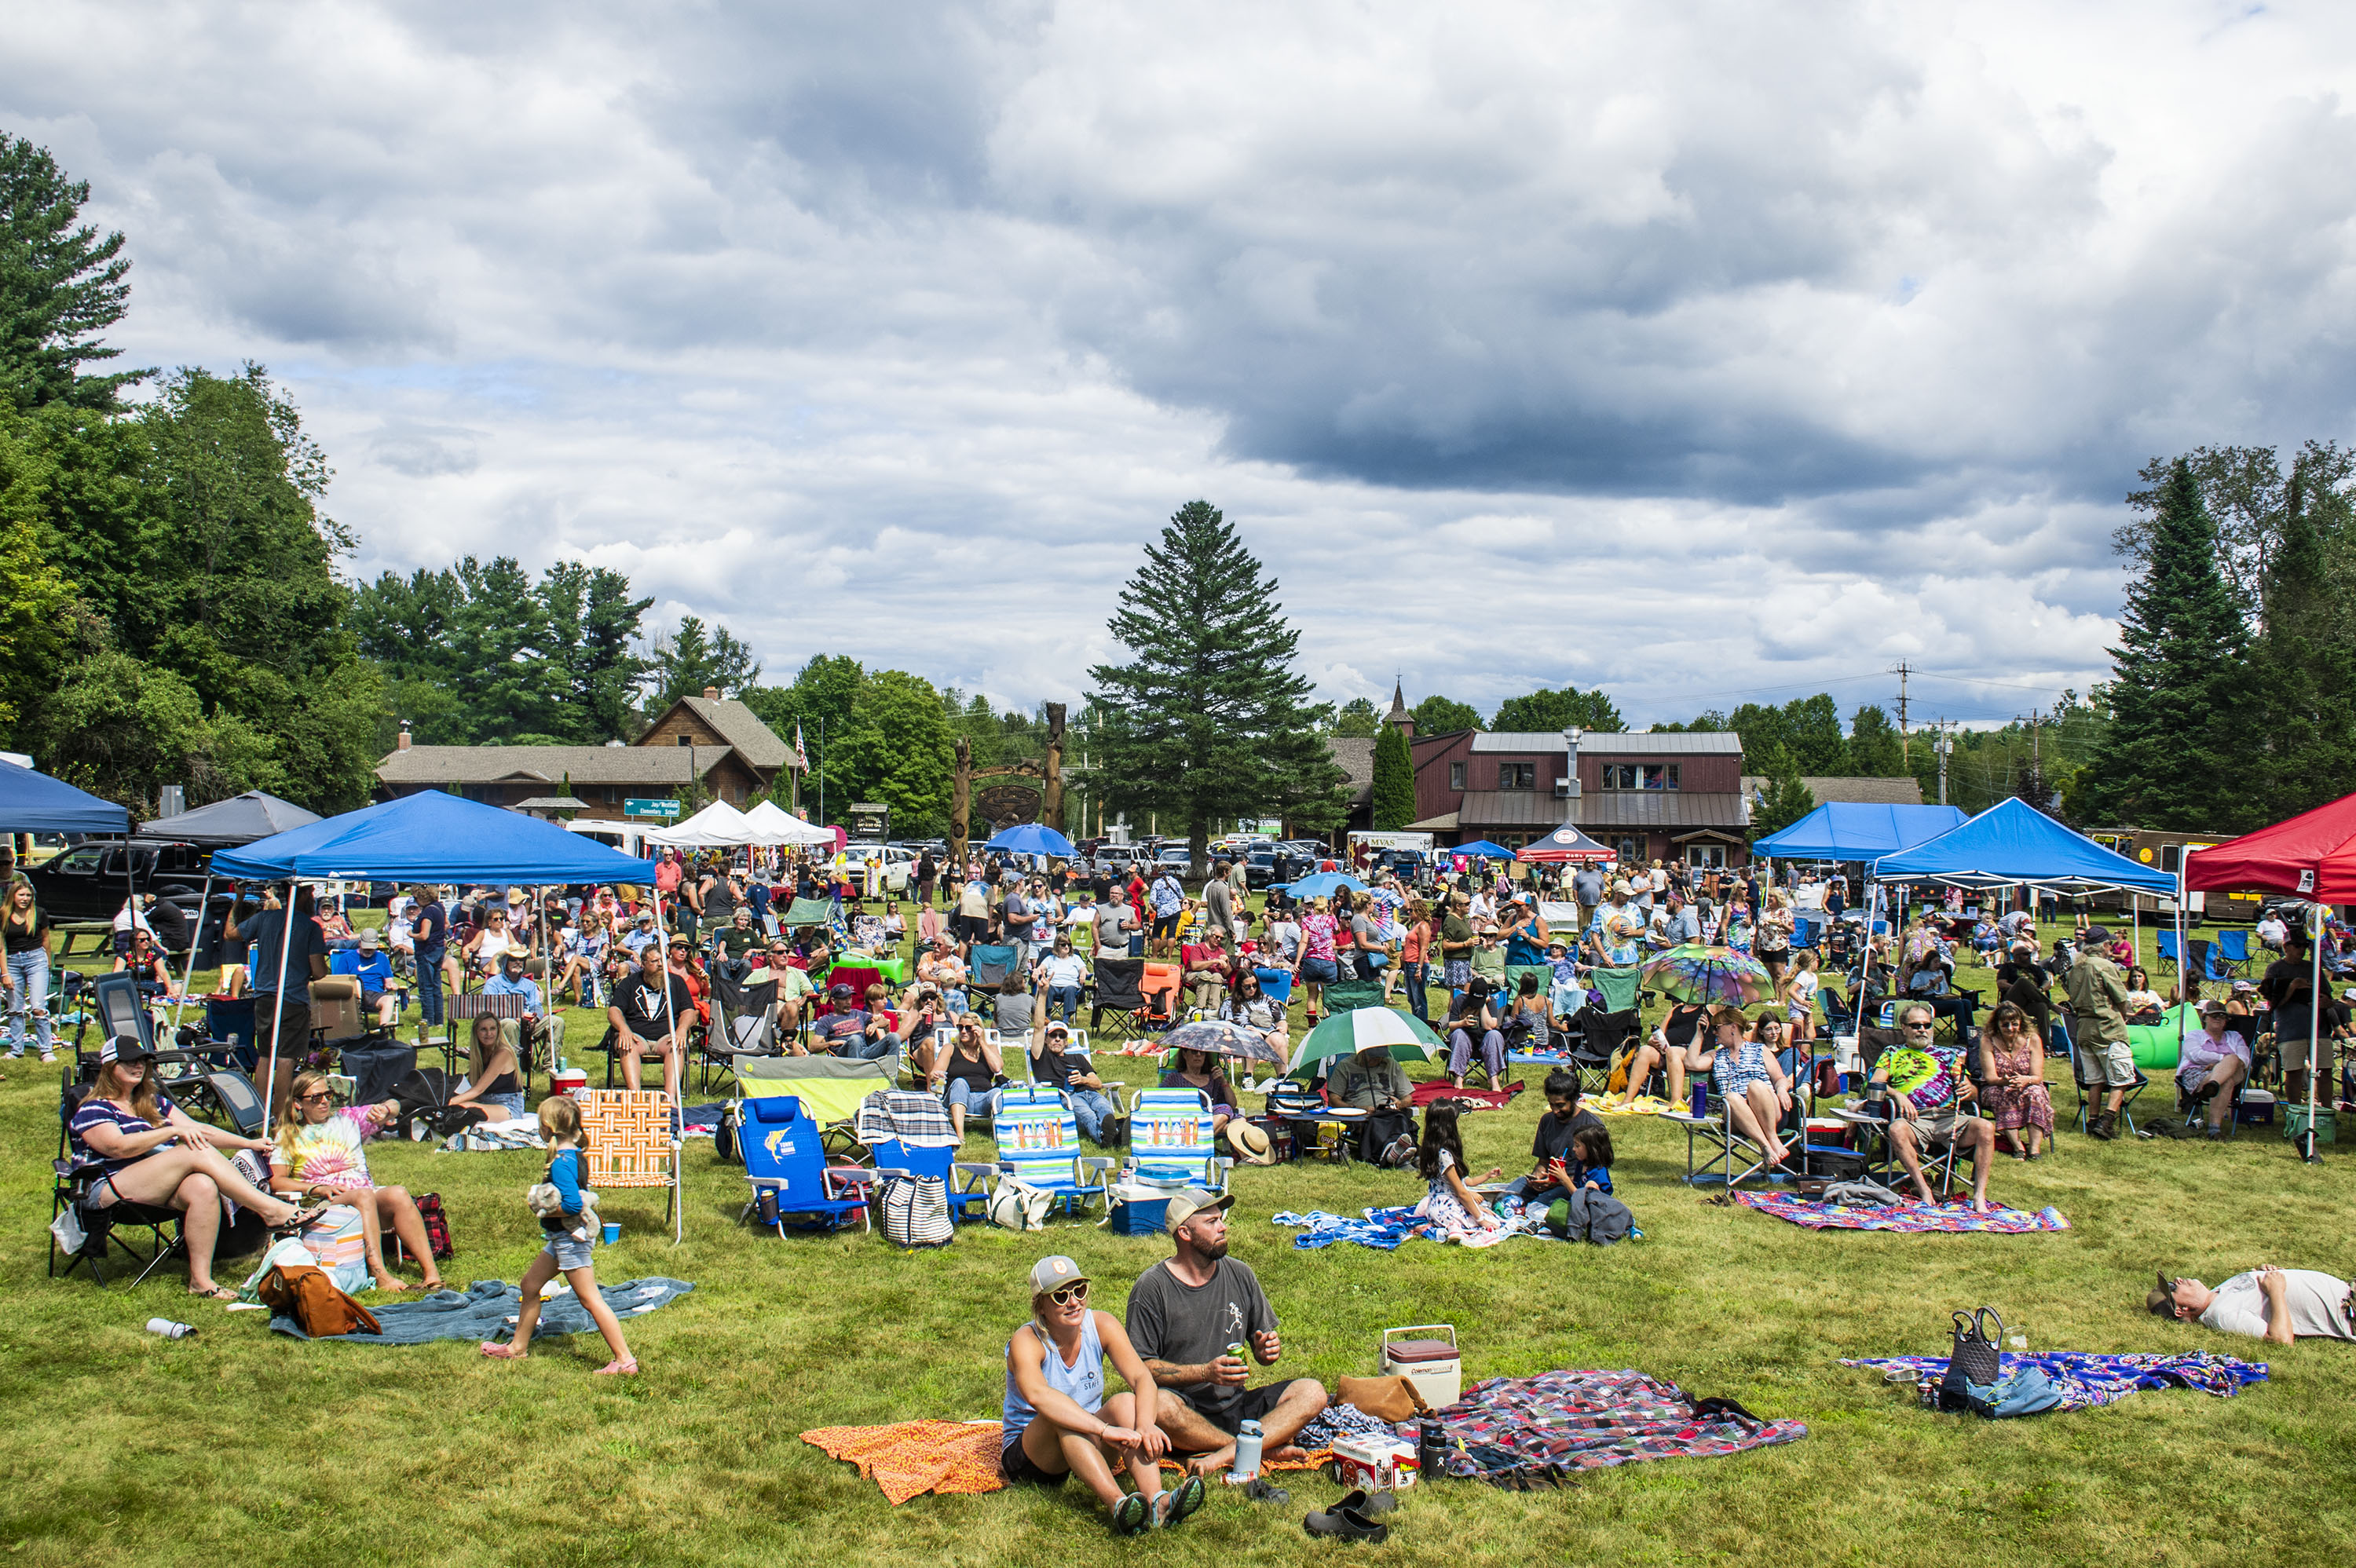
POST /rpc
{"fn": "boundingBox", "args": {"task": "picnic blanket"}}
[269,1277,693,1343]
[1408,1080,1522,1109]
[1273,1204,1539,1251]
[1406,1369,1805,1486]
[803,1419,1334,1504]
[1590,1095,1678,1117]
[1735,1192,2069,1234]
[1841,1351,2267,1410]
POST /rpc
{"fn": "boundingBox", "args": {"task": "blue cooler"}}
[1109,1197,1169,1235]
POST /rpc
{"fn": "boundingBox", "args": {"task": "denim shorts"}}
[1299,956,1339,984]
[543,1229,595,1272]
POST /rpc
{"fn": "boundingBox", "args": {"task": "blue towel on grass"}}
[271,1277,693,1343]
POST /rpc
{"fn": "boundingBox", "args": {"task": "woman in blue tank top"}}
[1002,1255,1205,1535]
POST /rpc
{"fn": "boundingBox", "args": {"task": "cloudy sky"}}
[9,1,2352,728]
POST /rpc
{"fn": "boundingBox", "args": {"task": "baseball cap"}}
[1162,1188,1234,1233]
[357,929,380,949]
[1027,1255,1089,1295]
[97,1033,155,1065]
[829,981,854,1000]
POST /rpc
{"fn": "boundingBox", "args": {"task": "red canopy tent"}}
[2184,791,2356,1163]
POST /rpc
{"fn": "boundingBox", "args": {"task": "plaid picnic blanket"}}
[1840,1351,2267,1410]
[1402,1369,1805,1486]
[1408,1080,1522,1109]
[1735,1193,2069,1234]
[854,1089,958,1149]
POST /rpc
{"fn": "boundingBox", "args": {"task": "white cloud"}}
[5,0,2353,728]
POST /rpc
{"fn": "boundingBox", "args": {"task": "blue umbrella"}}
[1451,839,1517,860]
[982,823,1077,859]
[1276,871,1368,899]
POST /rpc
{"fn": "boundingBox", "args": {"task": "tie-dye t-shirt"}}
[271,1103,395,1190]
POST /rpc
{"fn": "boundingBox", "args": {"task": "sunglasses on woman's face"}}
[1047,1283,1088,1307]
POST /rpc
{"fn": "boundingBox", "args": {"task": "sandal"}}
[271,1202,334,1235]
[594,1357,639,1376]
[1244,1477,1290,1506]
[1111,1493,1151,1537]
[479,1342,527,1360]
[1154,1475,1206,1530]
[186,1284,237,1301]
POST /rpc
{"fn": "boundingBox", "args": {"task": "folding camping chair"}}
[852,1087,990,1240]
[49,1069,188,1286]
[1254,967,1294,1011]
[968,945,1018,993]
[2157,930,2182,975]
[971,1084,1115,1221]
[1090,958,1149,1044]
[575,1090,683,1242]
[1265,1082,1359,1165]
[1137,962,1182,1033]
[737,1093,870,1234]
[1125,1087,1234,1194]
[86,973,155,1058]
[1663,1092,1775,1188]
[701,972,779,1092]
[2213,928,2253,976]
[2069,1023,2147,1135]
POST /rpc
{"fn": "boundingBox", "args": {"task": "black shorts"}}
[1176,1381,1292,1437]
[1001,1431,1067,1485]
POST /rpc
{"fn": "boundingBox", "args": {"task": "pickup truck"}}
[27,839,211,923]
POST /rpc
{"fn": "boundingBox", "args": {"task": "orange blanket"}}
[802,1419,1333,1505]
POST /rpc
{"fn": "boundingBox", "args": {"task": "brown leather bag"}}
[1335,1374,1430,1424]
[257,1262,383,1338]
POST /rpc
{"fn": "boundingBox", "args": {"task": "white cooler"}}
[1381,1324,1462,1409]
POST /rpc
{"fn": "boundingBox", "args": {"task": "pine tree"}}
[0,133,148,408]
[2246,461,2356,823]
[1088,501,1347,864]
[1847,705,1905,776]
[1749,741,1816,837]
[2080,459,2248,828]
[1371,722,1415,829]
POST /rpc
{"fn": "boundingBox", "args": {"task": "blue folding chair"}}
[738,1095,871,1234]
[1791,916,1816,951]
[1254,967,1295,1010]
[2157,930,2182,974]
[1125,1087,1234,1194]
[2214,929,2252,976]
[973,1084,1114,1221]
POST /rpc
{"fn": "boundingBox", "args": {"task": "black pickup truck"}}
[24,839,210,923]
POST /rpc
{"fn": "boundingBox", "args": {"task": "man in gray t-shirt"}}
[1093,898,1134,958]
[2149,1266,2354,1345]
[1204,871,1236,941]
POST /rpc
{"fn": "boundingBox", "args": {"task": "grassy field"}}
[2,903,2351,1567]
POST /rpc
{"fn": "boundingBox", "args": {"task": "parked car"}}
[1154,847,1195,873]
[1244,850,1315,890]
[27,839,211,923]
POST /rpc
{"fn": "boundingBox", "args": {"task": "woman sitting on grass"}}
[69,1035,323,1301]
[1417,1102,1506,1242]
[269,1069,443,1292]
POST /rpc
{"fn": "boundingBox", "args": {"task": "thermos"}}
[1417,1416,1447,1480]
[146,1318,198,1340]
[1227,1419,1264,1482]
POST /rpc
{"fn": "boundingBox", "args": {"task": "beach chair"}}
[968,945,1019,992]
[49,1069,187,1286]
[1125,1086,1233,1194]
[738,1092,870,1235]
[1664,1091,1773,1188]
[88,973,155,1058]
[701,971,779,1093]
[1254,967,1294,1010]
[970,1084,1114,1221]
[576,1090,684,1243]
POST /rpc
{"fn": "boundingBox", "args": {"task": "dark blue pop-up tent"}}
[212,790,657,883]
[1869,797,2175,894]
[0,760,129,834]
[1754,802,1966,861]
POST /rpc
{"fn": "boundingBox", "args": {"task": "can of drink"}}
[146,1318,198,1340]
[1225,1341,1246,1358]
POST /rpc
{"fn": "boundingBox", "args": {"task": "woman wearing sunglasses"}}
[1004,1255,1202,1536]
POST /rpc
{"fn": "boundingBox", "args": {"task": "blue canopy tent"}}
[1273,871,1367,900]
[0,760,130,834]
[212,791,663,1146]
[981,823,1077,860]
[1450,840,1518,860]
[1868,798,2176,896]
[1753,802,1966,862]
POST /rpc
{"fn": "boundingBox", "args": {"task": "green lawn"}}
[2,905,2351,1567]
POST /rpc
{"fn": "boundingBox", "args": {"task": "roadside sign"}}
[624,799,682,818]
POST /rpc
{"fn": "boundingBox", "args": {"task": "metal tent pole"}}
[2172,870,2187,1055]
[260,884,298,1127]
[167,869,214,1033]
[650,880,682,1242]
[2303,902,2325,1164]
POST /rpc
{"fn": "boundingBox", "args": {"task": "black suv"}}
[27,839,210,923]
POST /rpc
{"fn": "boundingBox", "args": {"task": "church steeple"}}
[1385,678,1414,739]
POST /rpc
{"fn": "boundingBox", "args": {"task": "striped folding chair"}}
[574,1090,682,1243]
[975,1084,1114,1221]
[444,991,529,1086]
[1125,1087,1233,1194]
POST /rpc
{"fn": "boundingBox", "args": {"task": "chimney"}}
[397,721,412,752]
[702,686,720,700]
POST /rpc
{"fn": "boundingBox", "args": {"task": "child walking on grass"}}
[480,1096,638,1375]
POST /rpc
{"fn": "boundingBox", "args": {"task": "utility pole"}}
[1934,719,1952,806]
[1890,661,1913,766]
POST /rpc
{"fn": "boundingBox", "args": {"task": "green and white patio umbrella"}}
[1286,1007,1443,1076]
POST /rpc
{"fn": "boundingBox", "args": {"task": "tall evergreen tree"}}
[2080,459,2248,828]
[649,614,759,705]
[2246,459,2356,822]
[1088,501,1346,865]
[1370,722,1415,830]
[0,133,148,409]
[1846,705,1904,776]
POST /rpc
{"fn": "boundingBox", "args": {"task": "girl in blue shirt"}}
[480,1095,638,1375]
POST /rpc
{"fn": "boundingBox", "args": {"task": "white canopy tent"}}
[742,799,838,847]
[646,799,755,847]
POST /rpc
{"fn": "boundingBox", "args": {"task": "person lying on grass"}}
[69,1033,325,1301]
[1001,1255,1204,1536]
[269,1069,443,1292]
[1869,1003,1998,1213]
[1123,1190,1329,1478]
[2148,1266,2355,1345]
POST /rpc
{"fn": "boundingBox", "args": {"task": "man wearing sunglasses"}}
[1868,1003,1996,1213]
[1125,1190,1329,1478]
[751,942,817,1038]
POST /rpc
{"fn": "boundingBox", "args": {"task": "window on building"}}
[1600,763,1641,790]
[1449,761,1465,791]
[677,735,693,747]
[1615,835,1642,862]
[1641,764,1679,791]
[1686,843,1728,868]
[1498,763,1535,791]
[2160,843,2180,874]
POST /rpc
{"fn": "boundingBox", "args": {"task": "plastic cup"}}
[601,1222,621,1245]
